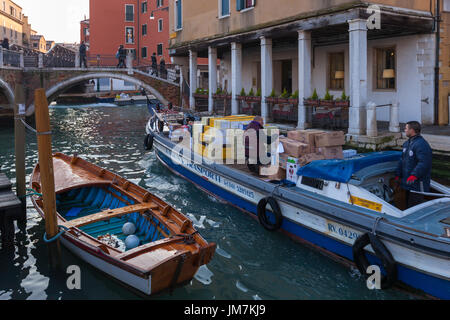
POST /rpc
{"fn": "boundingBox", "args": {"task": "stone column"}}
[389,101,400,133]
[0,47,3,68]
[208,47,217,114]
[297,30,312,129]
[348,19,368,135]
[260,36,273,122]
[231,42,242,115]
[189,50,197,110]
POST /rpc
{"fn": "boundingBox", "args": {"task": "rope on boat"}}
[15,117,52,136]
[19,188,43,199]
[371,216,385,236]
[43,225,69,243]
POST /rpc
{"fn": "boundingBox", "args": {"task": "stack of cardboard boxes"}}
[195,115,255,161]
[276,130,346,183]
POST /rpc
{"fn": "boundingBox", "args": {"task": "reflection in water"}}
[0,105,416,300]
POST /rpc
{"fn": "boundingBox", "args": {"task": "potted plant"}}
[236,88,247,101]
[193,88,208,98]
[277,88,291,104]
[265,89,278,104]
[212,87,230,99]
[304,88,319,106]
[320,89,335,107]
[288,90,299,105]
[335,90,350,108]
[245,88,261,103]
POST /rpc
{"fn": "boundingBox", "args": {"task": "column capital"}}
[260,36,272,46]
[348,19,368,32]
[297,30,311,41]
[208,46,217,54]
[231,42,242,50]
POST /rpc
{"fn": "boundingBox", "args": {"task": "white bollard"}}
[75,52,80,68]
[38,53,43,68]
[389,101,400,133]
[20,51,24,68]
[0,47,4,68]
[366,102,378,137]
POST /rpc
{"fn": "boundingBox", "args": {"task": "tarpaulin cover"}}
[296,151,402,183]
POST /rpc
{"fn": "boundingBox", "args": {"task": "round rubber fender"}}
[144,133,154,151]
[352,233,397,289]
[257,197,283,231]
[130,98,135,104]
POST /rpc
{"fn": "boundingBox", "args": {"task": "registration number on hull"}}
[325,221,361,244]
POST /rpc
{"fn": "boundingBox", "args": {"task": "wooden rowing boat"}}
[30,153,216,296]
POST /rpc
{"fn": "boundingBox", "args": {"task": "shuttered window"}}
[237,0,254,11]
[220,0,230,17]
[125,5,134,22]
[175,0,182,30]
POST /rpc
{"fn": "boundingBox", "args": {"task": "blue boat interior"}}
[56,185,171,251]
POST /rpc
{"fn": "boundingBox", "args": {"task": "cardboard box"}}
[279,153,289,169]
[264,167,286,181]
[314,131,345,147]
[259,165,280,176]
[299,153,326,166]
[318,146,344,160]
[288,130,323,146]
[279,137,312,158]
[286,157,300,184]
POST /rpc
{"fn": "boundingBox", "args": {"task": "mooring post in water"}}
[13,84,27,227]
[34,88,61,268]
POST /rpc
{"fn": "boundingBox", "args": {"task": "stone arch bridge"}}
[0,67,181,116]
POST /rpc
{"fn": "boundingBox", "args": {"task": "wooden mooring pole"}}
[13,84,26,228]
[34,88,61,268]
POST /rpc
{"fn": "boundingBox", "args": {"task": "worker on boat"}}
[245,116,264,174]
[395,121,432,208]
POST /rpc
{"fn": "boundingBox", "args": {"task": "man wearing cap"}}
[395,121,432,208]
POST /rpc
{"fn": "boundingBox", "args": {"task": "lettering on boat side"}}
[66,265,81,290]
[326,221,360,243]
[184,304,266,317]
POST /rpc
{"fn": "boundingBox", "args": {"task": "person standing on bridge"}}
[79,41,87,68]
[160,56,166,79]
[1,38,9,50]
[151,52,158,76]
[395,121,433,209]
[117,45,126,68]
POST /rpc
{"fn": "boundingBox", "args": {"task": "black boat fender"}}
[352,233,397,289]
[257,197,283,231]
[144,133,154,151]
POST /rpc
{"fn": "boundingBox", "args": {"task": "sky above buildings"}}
[16,0,89,43]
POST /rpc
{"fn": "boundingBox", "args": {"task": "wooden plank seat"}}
[62,202,159,229]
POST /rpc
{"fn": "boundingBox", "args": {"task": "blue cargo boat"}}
[145,116,450,299]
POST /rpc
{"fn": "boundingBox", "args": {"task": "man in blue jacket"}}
[396,121,432,208]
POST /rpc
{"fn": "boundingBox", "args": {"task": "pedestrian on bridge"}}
[160,57,166,79]
[117,45,126,68]
[151,52,158,76]
[2,38,9,50]
[79,41,87,68]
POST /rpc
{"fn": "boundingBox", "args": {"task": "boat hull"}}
[152,136,450,299]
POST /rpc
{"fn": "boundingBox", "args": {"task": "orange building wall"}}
[89,0,170,66]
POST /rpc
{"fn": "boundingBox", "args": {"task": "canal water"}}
[0,104,416,300]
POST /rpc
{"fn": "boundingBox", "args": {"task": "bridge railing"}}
[79,54,181,83]
[1,48,21,68]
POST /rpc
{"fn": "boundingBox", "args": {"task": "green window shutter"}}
[236,0,244,11]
